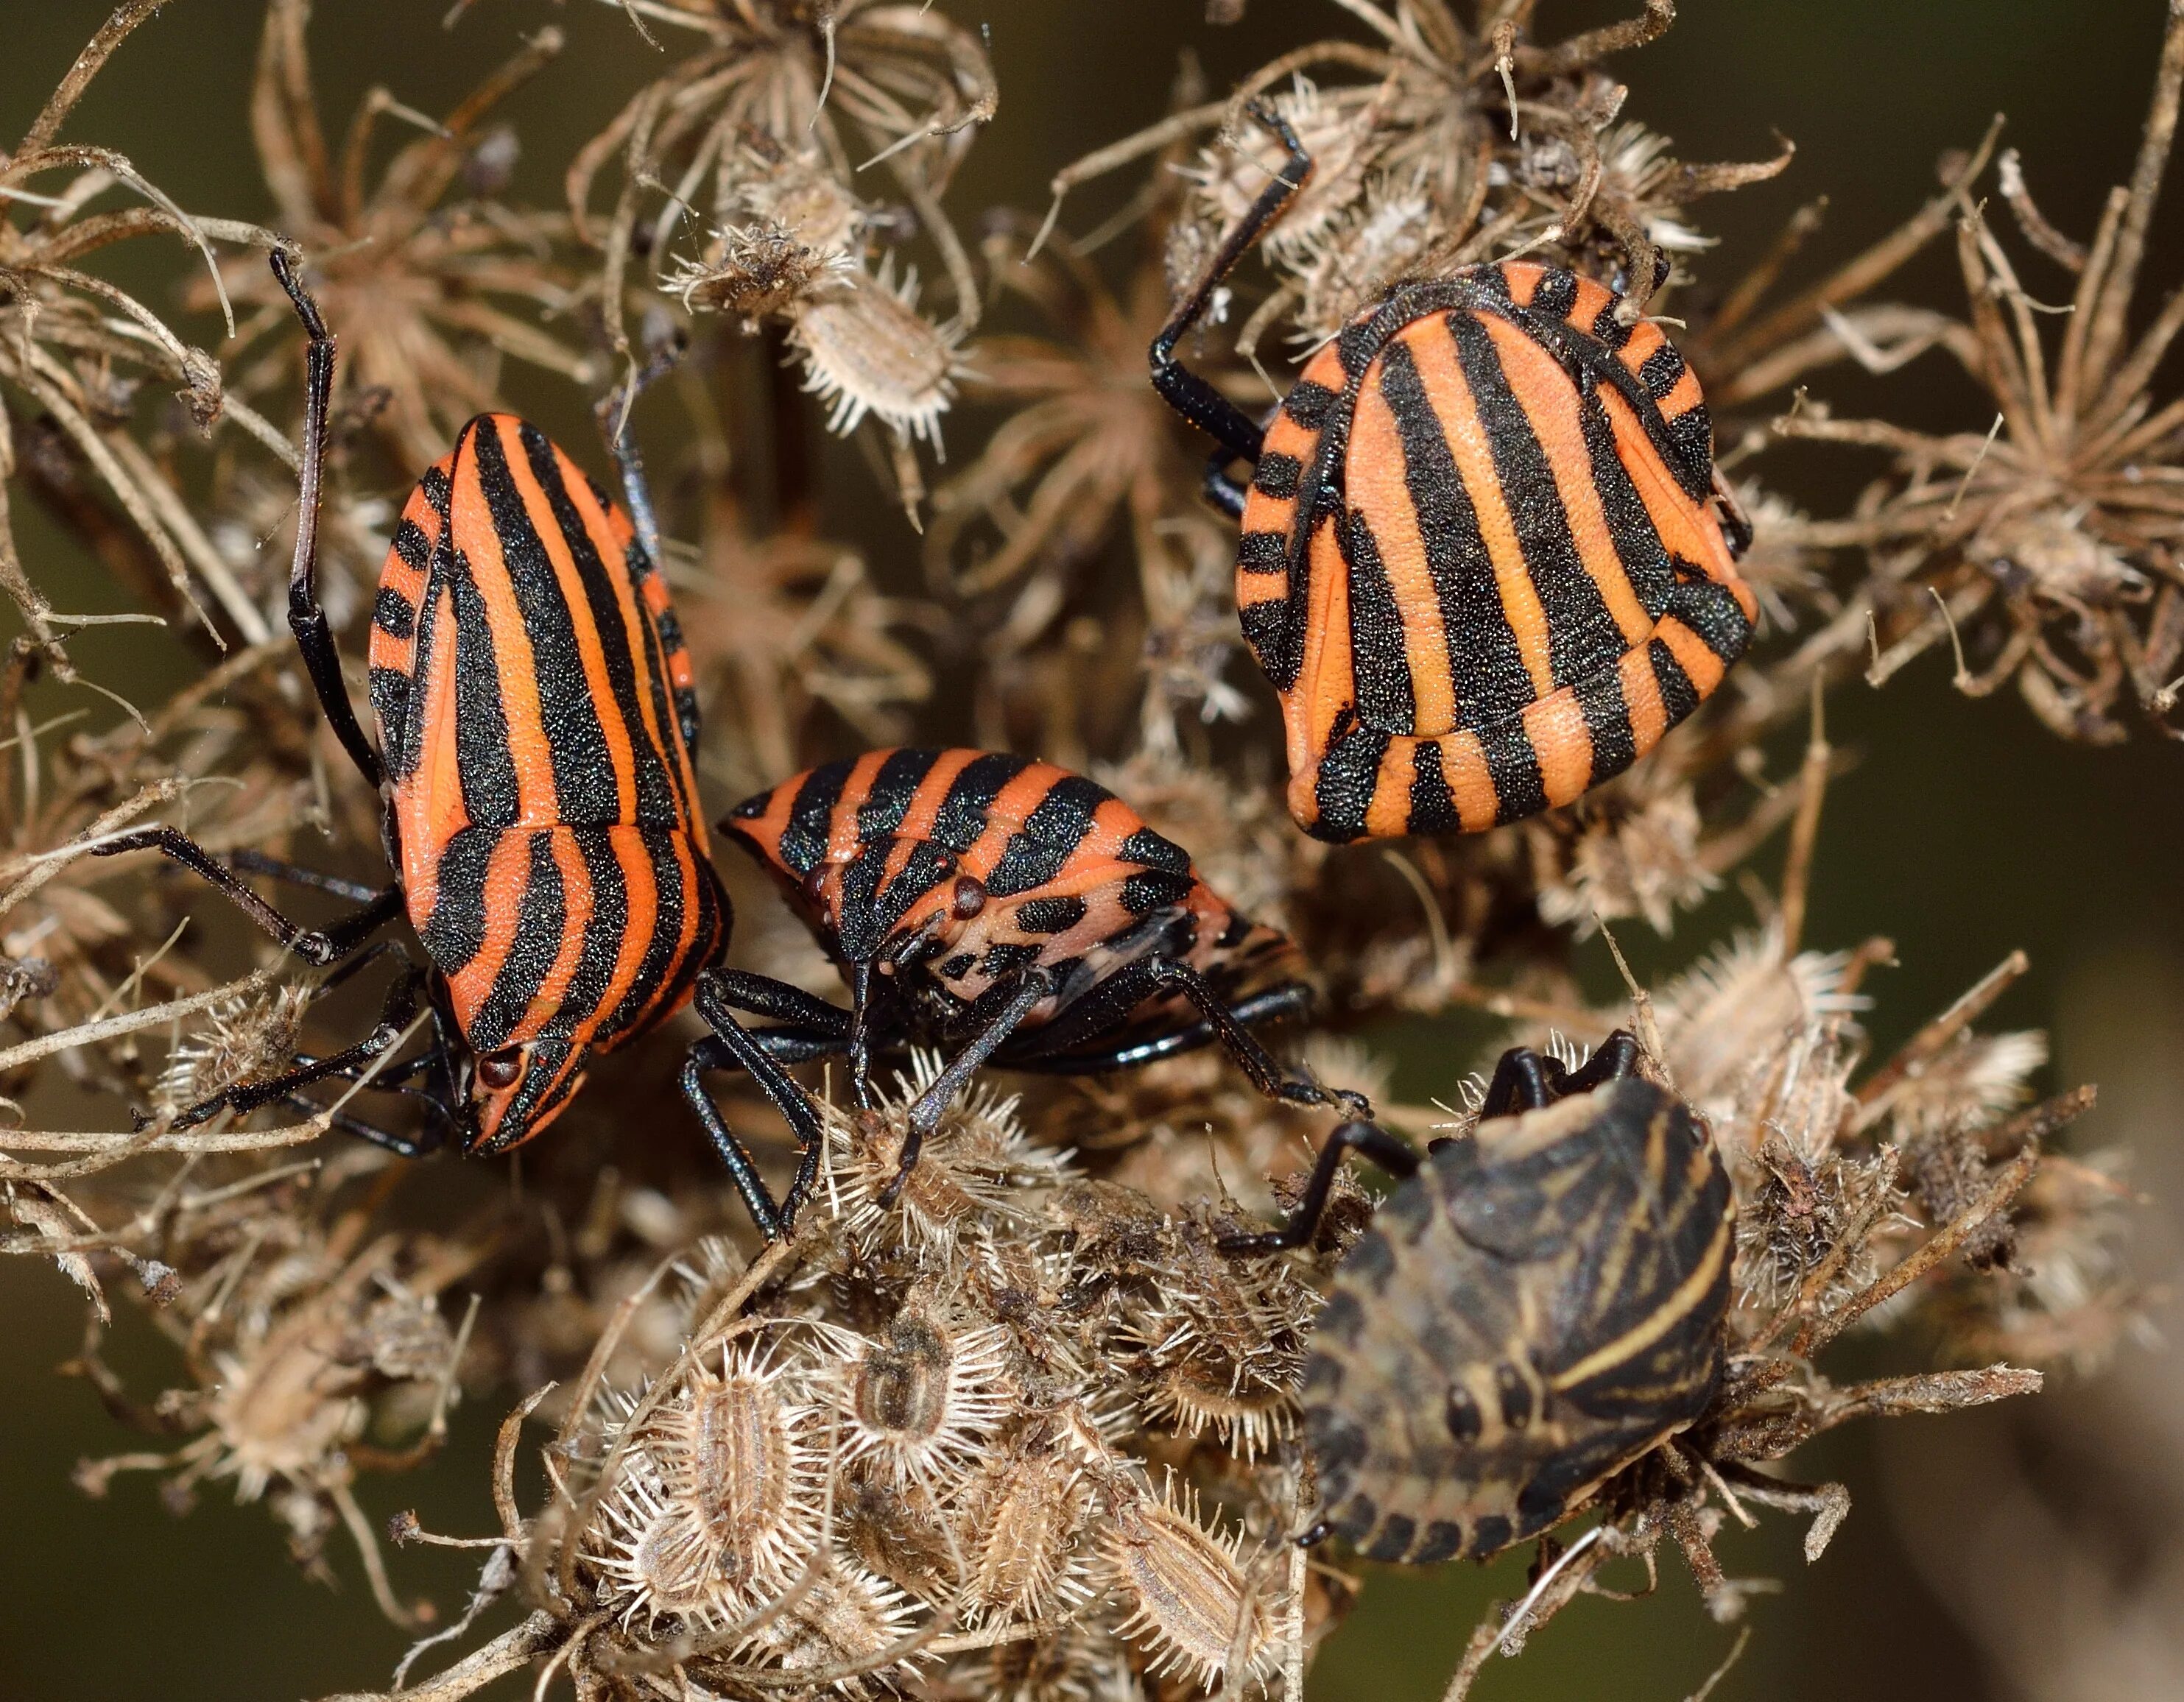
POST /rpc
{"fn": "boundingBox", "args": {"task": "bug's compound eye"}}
[800,864,831,908]
[951,875,987,919]
[477,1049,523,1092]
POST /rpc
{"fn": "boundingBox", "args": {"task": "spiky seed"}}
[958,1430,1093,1624]
[842,1303,1010,1484]
[789,263,963,445]
[726,1563,923,1695]
[650,1341,821,1595]
[1105,1480,1275,1691]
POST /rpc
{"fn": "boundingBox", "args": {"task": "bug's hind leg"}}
[1558,1028,1641,1095]
[1216,1120,1420,1257]
[269,247,384,794]
[1150,102,1311,467]
[1012,978,1317,1076]
[686,972,834,1241]
[91,828,401,967]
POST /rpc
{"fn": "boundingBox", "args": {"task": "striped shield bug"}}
[1152,107,1760,844]
[682,747,1369,1238]
[90,248,749,1157]
[1219,1032,1734,1564]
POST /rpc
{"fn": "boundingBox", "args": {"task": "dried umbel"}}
[1104,1476,1278,1692]
[1777,10,2184,741]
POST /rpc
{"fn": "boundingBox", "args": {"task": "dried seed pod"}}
[841,1300,1011,1485]
[789,263,964,445]
[1105,1477,1276,1692]
[717,1561,924,1696]
[957,1423,1094,1624]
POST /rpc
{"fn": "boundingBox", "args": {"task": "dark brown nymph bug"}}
[1218,1031,1734,1563]
[1151,108,1760,843]
[684,746,1370,1241]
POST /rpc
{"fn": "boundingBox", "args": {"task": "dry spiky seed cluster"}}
[0,2,2165,1699]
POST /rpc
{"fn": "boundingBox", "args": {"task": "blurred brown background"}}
[1,1,2180,1697]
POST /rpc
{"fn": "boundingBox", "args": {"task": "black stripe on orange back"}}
[986,776,1106,897]
[1406,741,1462,835]
[778,761,853,875]
[381,479,454,780]
[1118,825,1191,872]
[370,665,412,772]
[1480,713,1549,825]
[1638,342,1687,403]
[1283,379,1337,428]
[420,464,452,506]
[929,752,1032,854]
[1338,506,1417,734]
[373,588,415,642]
[1588,299,1632,351]
[1577,388,1677,616]
[1313,721,1390,842]
[470,423,619,823]
[1239,598,1287,677]
[1254,453,1302,499]
[857,748,943,842]
[470,831,567,1053]
[602,826,688,1042]
[875,840,957,942]
[515,424,683,829]
[1662,406,1714,495]
[391,518,431,573]
[1572,664,1638,783]
[1447,313,1629,692]
[1529,268,1579,321]
[831,838,895,961]
[556,830,630,1046]
[1648,638,1701,724]
[1118,872,1192,916]
[449,557,521,827]
[1238,532,1289,574]
[1666,572,1754,664]
[418,826,496,976]
[1375,338,1531,730]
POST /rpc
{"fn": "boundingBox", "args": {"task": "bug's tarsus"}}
[1149,102,1311,467]
[1217,1118,1420,1256]
[1294,1519,1331,1549]
[164,961,431,1138]
[89,827,401,969]
[1559,1029,1641,1095]
[269,247,384,794]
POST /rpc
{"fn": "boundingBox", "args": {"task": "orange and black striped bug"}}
[1151,107,1761,844]
[682,746,1370,1237]
[89,248,744,1158]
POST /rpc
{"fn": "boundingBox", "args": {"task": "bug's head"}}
[460,1037,590,1155]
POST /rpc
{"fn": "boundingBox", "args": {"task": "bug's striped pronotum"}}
[679,746,1371,1237]
[1219,1032,1735,1565]
[1152,108,1760,843]
[91,248,738,1156]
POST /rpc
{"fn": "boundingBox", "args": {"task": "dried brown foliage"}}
[0,3,2162,1700]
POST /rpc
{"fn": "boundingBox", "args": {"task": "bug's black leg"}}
[1711,467,1755,559]
[593,334,685,589]
[1149,102,1311,467]
[702,969,855,1037]
[226,849,384,904]
[270,247,384,794]
[91,828,401,968]
[885,968,1055,1207]
[1559,1028,1641,1096]
[1217,1119,1420,1256]
[744,1025,854,1064]
[275,1090,448,1159]
[1008,978,1317,1074]
[846,960,878,1112]
[688,972,832,1237]
[165,964,429,1133]
[1479,1045,1558,1119]
[1202,451,1252,520]
[1139,956,1372,1118]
